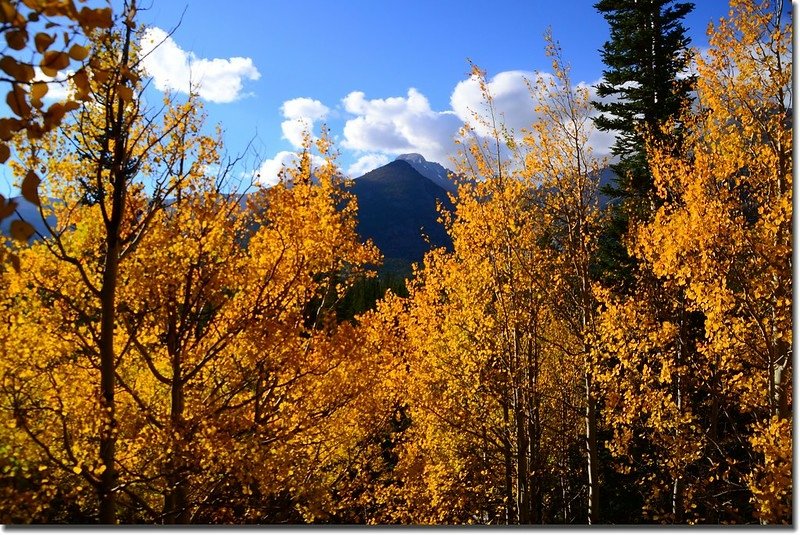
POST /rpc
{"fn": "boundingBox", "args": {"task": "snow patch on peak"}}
[395,153,457,193]
[395,153,427,164]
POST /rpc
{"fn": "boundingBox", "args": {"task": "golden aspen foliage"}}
[520,33,606,525]
[0,123,385,522]
[631,0,791,524]
[592,282,706,522]
[376,36,605,524]
[0,0,792,526]
[0,0,112,268]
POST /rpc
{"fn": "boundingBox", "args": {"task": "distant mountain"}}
[349,159,453,270]
[395,153,458,193]
[596,166,618,208]
[2,159,610,276]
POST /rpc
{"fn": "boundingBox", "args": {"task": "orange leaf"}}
[0,118,21,141]
[72,68,90,100]
[21,170,40,206]
[43,101,66,128]
[0,1,19,24]
[0,56,35,82]
[6,84,31,118]
[0,195,16,219]
[10,219,34,242]
[40,50,70,78]
[5,29,27,50]
[30,81,48,108]
[117,85,133,102]
[68,43,89,61]
[34,32,55,53]
[91,67,109,85]
[78,7,113,31]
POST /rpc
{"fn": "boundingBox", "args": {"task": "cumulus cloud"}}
[253,150,329,188]
[282,97,329,121]
[139,27,260,104]
[347,153,390,177]
[280,97,330,149]
[336,74,616,173]
[451,70,544,136]
[33,68,72,102]
[270,72,618,181]
[451,71,616,156]
[341,88,462,164]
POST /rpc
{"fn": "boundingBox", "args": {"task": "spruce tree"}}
[592,0,695,289]
[591,1,697,522]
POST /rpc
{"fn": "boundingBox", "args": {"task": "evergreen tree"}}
[591,1,698,521]
[592,0,695,289]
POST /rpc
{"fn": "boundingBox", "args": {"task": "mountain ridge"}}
[348,159,453,270]
[394,153,457,193]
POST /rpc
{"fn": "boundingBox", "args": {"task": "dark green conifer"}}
[592,0,695,289]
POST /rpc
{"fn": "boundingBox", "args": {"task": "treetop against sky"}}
[0,0,763,194]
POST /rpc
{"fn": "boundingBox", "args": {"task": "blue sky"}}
[2,1,740,193]
[133,1,740,184]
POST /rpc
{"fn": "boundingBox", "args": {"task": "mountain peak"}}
[395,153,427,164]
[349,159,453,267]
[392,153,457,193]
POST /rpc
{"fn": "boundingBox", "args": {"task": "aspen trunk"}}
[585,373,600,525]
[98,253,119,524]
[502,402,515,524]
[97,8,135,522]
[515,392,530,524]
[164,334,189,524]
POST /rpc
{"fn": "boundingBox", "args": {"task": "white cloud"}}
[253,150,329,188]
[451,70,543,137]
[280,97,330,149]
[341,88,462,165]
[281,117,316,150]
[282,97,329,121]
[451,71,616,156]
[139,27,260,104]
[272,73,618,179]
[337,76,615,171]
[347,153,390,177]
[32,68,72,102]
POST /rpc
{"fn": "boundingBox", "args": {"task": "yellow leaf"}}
[72,466,81,475]
[8,252,19,272]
